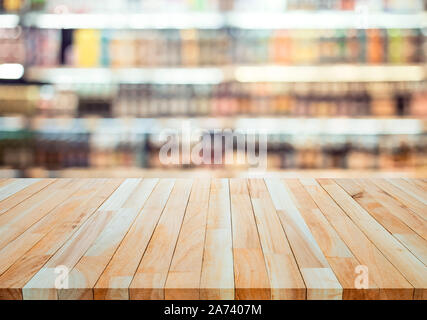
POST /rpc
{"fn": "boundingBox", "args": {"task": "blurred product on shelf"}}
[111,82,427,118]
[0,125,425,171]
[1,27,425,67]
[0,0,425,13]
[1,82,426,118]
[0,0,426,178]
[73,28,425,67]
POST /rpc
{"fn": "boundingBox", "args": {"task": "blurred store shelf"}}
[226,11,427,29]
[0,64,25,80]
[26,117,426,135]
[4,116,425,135]
[0,14,19,28]
[25,65,427,84]
[25,67,228,84]
[19,11,427,29]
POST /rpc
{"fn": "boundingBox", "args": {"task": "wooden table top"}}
[0,178,425,300]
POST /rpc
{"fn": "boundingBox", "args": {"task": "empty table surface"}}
[0,178,425,300]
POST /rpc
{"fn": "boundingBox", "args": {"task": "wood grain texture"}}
[283,179,379,300]
[0,179,13,188]
[0,179,43,203]
[387,179,427,205]
[164,179,211,300]
[265,178,342,300]
[230,179,271,300]
[129,179,193,300]
[336,179,427,265]
[0,179,54,216]
[23,179,140,300]
[200,179,234,300]
[94,179,174,300]
[319,179,427,300]
[0,178,425,300]
[301,179,414,300]
[0,179,122,300]
[248,179,306,300]
[60,179,158,300]
[372,179,427,221]
[352,179,427,241]
[0,179,83,252]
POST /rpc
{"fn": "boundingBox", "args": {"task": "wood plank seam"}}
[247,179,306,300]
[59,179,159,300]
[129,179,193,300]
[84,179,160,300]
[283,179,380,300]
[335,179,427,265]
[0,179,56,217]
[371,179,426,221]
[0,179,123,300]
[0,179,85,252]
[160,180,195,300]
[264,178,343,300]
[300,178,414,300]
[164,179,212,300]
[318,179,427,300]
[93,179,175,300]
[22,178,142,300]
[199,178,234,300]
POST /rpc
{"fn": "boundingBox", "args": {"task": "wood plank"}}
[22,179,141,300]
[59,179,159,300]
[200,179,234,300]
[164,179,211,300]
[351,179,427,241]
[247,179,306,300]
[283,179,379,300]
[94,179,174,300]
[265,178,342,300]
[0,179,14,188]
[372,179,427,221]
[0,179,43,203]
[129,179,193,300]
[0,179,54,216]
[300,179,413,300]
[405,179,427,192]
[0,179,122,300]
[318,179,427,300]
[336,179,427,265]
[0,179,85,252]
[229,179,271,300]
[0,180,102,276]
[386,179,427,205]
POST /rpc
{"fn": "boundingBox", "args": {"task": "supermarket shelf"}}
[0,64,24,80]
[227,11,427,30]
[0,14,19,28]
[20,11,427,29]
[234,65,427,83]
[0,116,27,131]
[25,65,427,84]
[26,117,426,135]
[22,12,225,29]
[25,67,228,84]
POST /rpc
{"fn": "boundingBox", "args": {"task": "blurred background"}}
[0,0,426,178]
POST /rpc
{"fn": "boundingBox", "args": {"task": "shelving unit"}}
[0,1,426,177]
[24,65,427,84]
[10,11,427,29]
